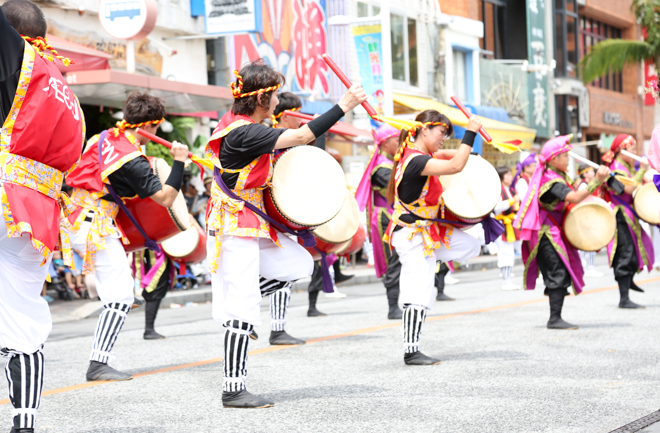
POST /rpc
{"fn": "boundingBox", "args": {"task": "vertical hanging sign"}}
[352,25,385,116]
[526,0,550,138]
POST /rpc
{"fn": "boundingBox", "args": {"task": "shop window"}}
[579,17,623,92]
[391,12,419,87]
[357,2,379,18]
[479,0,506,59]
[453,49,469,102]
[554,0,578,79]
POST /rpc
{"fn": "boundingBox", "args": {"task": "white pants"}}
[0,223,52,354]
[495,237,515,268]
[392,226,480,310]
[653,225,660,269]
[208,232,313,326]
[70,221,134,306]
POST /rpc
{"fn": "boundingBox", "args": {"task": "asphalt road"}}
[3,257,660,433]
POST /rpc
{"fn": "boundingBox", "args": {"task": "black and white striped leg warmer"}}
[90,303,131,363]
[4,350,44,430]
[259,277,288,297]
[270,284,292,331]
[501,266,512,282]
[223,320,253,392]
[586,251,596,269]
[402,304,427,354]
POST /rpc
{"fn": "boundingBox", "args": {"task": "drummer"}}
[601,134,653,308]
[64,92,189,381]
[574,163,603,278]
[514,135,610,330]
[493,167,521,291]
[382,110,483,366]
[511,153,538,198]
[206,59,367,408]
[133,250,174,340]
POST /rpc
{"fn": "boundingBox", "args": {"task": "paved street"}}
[3,257,660,433]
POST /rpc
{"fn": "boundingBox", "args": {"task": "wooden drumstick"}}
[136,128,214,170]
[569,151,637,187]
[322,54,378,118]
[620,149,646,164]
[450,96,493,143]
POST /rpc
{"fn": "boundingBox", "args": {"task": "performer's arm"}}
[562,165,610,203]
[433,149,458,160]
[420,121,481,177]
[371,167,391,190]
[275,85,367,149]
[149,143,189,207]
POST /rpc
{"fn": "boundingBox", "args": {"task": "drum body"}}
[563,196,616,251]
[264,145,346,231]
[117,157,190,253]
[337,225,367,257]
[161,215,207,264]
[439,155,501,226]
[633,183,660,225]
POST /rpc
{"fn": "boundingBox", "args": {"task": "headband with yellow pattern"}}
[116,118,165,132]
[393,121,449,162]
[271,106,300,126]
[231,70,282,99]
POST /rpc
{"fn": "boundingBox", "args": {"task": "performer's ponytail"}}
[386,131,408,205]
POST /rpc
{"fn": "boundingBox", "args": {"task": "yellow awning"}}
[393,93,536,150]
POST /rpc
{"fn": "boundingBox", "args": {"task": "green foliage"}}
[580,39,652,83]
[157,117,196,148]
[145,141,173,165]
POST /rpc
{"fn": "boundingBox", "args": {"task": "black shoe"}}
[307,306,327,317]
[86,361,133,381]
[269,330,305,345]
[335,273,354,284]
[10,429,34,433]
[388,306,402,320]
[143,329,166,340]
[132,298,145,309]
[404,351,441,366]
[630,280,645,293]
[547,317,579,329]
[619,299,645,309]
[222,389,274,408]
[249,329,259,341]
[436,292,455,301]
[618,276,644,309]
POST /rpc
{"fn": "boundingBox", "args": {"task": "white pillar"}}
[126,39,136,74]
[380,2,394,117]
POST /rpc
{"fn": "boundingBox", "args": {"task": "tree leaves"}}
[579,39,653,84]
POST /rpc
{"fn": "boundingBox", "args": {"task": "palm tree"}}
[580,0,660,85]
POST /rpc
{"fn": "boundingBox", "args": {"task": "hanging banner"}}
[205,0,262,35]
[352,25,384,116]
[525,0,550,138]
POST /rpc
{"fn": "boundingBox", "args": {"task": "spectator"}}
[194,175,213,228]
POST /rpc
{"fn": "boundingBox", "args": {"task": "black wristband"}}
[307,105,345,138]
[461,130,477,148]
[165,160,185,191]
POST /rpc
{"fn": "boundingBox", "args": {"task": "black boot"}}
[386,286,402,320]
[404,351,441,365]
[144,299,165,340]
[435,263,454,301]
[333,260,354,284]
[547,289,578,330]
[131,297,145,309]
[269,330,305,345]
[222,389,274,408]
[618,275,644,308]
[307,291,326,317]
[630,278,645,293]
[10,429,34,433]
[86,361,133,381]
[249,329,259,340]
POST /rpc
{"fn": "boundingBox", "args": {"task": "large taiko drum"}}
[633,183,660,225]
[439,155,501,227]
[563,195,616,251]
[161,215,207,264]
[336,225,367,257]
[117,157,190,253]
[311,190,361,254]
[264,145,346,230]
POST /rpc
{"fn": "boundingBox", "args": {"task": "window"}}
[579,17,623,92]
[554,0,578,78]
[390,13,419,87]
[453,49,468,101]
[357,2,379,18]
[479,0,507,59]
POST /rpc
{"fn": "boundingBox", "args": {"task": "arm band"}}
[461,130,476,148]
[314,133,326,150]
[165,160,185,191]
[586,178,602,194]
[307,105,345,138]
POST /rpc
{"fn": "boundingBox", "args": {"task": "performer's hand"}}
[596,165,610,182]
[466,116,482,133]
[513,194,521,204]
[639,156,649,172]
[170,141,189,162]
[338,84,368,113]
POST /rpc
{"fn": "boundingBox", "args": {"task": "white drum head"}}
[564,196,616,251]
[634,183,660,225]
[271,146,346,227]
[152,158,191,232]
[162,215,199,257]
[439,155,501,219]
[313,190,360,244]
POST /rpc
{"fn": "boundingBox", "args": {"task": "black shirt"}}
[372,166,392,190]
[0,8,25,125]
[220,123,285,189]
[103,157,163,201]
[540,182,572,205]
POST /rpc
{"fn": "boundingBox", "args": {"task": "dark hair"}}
[123,92,167,124]
[386,110,453,204]
[273,92,302,117]
[496,166,511,181]
[232,59,285,116]
[2,0,47,38]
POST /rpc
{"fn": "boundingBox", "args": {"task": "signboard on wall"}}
[352,25,385,116]
[205,0,262,35]
[525,0,551,138]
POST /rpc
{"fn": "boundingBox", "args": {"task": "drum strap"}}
[398,201,504,244]
[97,130,162,253]
[213,167,334,293]
[610,194,653,226]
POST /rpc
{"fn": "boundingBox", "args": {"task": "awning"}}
[63,69,233,113]
[393,93,536,150]
[47,34,111,74]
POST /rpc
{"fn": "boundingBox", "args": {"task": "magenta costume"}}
[514,136,585,294]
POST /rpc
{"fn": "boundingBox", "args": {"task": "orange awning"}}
[47,34,111,74]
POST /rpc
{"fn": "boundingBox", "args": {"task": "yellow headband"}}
[231,70,282,99]
[271,107,300,126]
[393,121,449,161]
[21,35,73,66]
[116,118,165,132]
